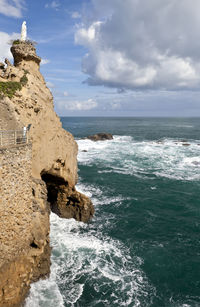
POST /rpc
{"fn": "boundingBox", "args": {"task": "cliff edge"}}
[0,41,94,306]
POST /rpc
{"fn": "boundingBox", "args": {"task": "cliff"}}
[0,41,94,306]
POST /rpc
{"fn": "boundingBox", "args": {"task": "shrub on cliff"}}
[10,39,37,46]
[0,71,28,98]
[0,81,22,98]
[20,74,28,86]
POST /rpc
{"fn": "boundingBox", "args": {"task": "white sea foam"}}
[77,136,200,181]
[25,211,154,307]
[25,134,199,306]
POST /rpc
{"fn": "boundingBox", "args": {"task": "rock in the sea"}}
[42,174,94,223]
[86,132,113,141]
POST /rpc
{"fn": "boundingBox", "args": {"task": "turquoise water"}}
[25,117,200,307]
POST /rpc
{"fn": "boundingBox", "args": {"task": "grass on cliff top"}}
[0,71,28,98]
[11,39,37,46]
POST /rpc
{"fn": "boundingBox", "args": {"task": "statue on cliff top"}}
[21,21,27,41]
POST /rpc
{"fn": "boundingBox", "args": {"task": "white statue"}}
[21,21,27,41]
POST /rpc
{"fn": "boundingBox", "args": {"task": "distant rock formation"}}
[0,40,94,307]
[86,132,113,141]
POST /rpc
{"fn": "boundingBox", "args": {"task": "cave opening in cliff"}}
[41,172,66,214]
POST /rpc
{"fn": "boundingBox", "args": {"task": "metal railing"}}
[0,129,29,147]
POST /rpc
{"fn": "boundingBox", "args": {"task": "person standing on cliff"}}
[23,126,27,143]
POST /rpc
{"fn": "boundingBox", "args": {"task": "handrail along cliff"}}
[0,40,94,307]
[0,129,29,146]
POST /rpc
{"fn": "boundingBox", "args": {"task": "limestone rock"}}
[0,146,50,307]
[42,173,94,223]
[2,41,78,186]
[86,132,113,141]
[0,41,94,307]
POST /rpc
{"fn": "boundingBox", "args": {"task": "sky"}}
[0,0,200,117]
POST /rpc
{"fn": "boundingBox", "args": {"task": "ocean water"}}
[25,117,200,307]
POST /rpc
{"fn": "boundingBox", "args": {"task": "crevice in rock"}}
[30,242,38,249]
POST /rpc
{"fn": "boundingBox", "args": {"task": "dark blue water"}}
[26,117,200,307]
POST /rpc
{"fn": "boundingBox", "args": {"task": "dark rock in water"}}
[156,141,163,144]
[192,161,200,165]
[86,133,113,141]
[182,143,190,146]
[82,150,88,152]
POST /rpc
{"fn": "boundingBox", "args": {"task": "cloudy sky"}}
[1,0,200,116]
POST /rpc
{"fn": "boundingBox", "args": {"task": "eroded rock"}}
[86,132,113,141]
[0,40,94,307]
[42,173,94,223]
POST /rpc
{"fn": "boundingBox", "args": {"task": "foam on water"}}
[77,136,200,181]
[25,176,154,306]
[25,209,155,307]
[25,131,199,306]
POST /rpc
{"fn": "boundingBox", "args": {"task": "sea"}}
[25,117,200,307]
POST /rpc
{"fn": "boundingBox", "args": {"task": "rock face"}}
[0,145,50,307]
[0,41,94,307]
[86,132,113,141]
[42,173,94,223]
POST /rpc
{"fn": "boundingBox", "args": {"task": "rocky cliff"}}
[0,41,94,306]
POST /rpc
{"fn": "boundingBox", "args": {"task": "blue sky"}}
[0,0,200,117]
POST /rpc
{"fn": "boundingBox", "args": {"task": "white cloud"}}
[41,58,50,65]
[57,98,97,111]
[63,91,69,97]
[71,11,81,19]
[45,1,60,10]
[46,81,55,89]
[0,31,20,62]
[75,0,200,91]
[0,0,25,18]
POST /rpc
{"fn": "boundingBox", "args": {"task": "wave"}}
[77,136,200,181]
[25,211,155,307]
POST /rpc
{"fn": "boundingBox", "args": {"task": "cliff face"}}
[0,41,94,219]
[0,145,51,307]
[9,42,77,186]
[0,41,94,306]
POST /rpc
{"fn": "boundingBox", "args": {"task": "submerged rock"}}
[86,132,113,141]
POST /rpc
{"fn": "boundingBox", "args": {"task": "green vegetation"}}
[0,81,22,98]
[20,74,28,86]
[12,39,20,45]
[10,39,37,46]
[0,71,29,98]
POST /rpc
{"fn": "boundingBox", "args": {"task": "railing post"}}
[14,131,17,145]
[0,129,29,147]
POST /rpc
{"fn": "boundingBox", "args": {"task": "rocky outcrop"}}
[42,173,94,223]
[0,41,94,307]
[86,132,113,141]
[0,41,93,210]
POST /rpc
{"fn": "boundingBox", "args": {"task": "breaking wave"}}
[77,136,200,181]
